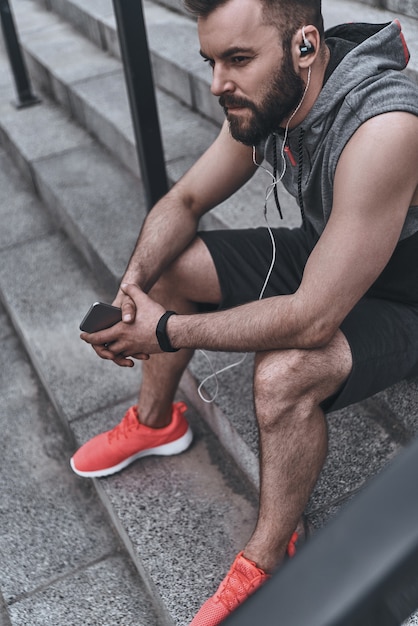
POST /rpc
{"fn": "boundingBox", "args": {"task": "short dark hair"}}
[183,0,324,43]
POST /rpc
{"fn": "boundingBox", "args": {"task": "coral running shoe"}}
[70,401,192,478]
[190,552,270,626]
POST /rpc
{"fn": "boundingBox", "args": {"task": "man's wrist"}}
[156,311,179,352]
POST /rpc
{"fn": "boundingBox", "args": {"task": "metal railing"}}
[0,0,166,210]
[224,434,418,626]
[0,0,40,108]
[112,0,168,211]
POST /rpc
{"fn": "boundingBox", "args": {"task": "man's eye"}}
[232,56,250,64]
[203,58,215,68]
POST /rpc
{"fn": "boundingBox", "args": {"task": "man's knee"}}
[254,349,315,429]
[254,335,352,428]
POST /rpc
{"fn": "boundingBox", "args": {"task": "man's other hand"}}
[80,284,167,367]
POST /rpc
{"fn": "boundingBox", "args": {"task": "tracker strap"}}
[156,310,179,352]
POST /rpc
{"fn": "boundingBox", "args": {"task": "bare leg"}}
[136,237,221,427]
[243,330,352,573]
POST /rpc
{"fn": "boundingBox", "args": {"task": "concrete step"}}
[345,0,418,20]
[0,299,163,626]
[9,0,221,180]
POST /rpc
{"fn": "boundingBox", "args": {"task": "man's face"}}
[198,0,305,145]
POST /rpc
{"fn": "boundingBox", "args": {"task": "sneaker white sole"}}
[70,426,193,478]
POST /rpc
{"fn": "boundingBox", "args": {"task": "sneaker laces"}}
[107,401,187,444]
[108,406,140,443]
[215,554,268,612]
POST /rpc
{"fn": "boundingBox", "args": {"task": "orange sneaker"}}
[190,552,270,626]
[70,401,192,478]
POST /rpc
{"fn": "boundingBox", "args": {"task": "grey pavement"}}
[0,0,418,623]
[0,300,162,626]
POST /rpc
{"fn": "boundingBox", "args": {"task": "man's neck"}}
[285,44,331,130]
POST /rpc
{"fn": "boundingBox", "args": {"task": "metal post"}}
[224,434,418,626]
[112,0,168,210]
[0,0,40,108]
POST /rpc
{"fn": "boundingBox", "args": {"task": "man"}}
[71,0,418,623]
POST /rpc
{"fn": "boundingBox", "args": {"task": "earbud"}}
[300,26,315,56]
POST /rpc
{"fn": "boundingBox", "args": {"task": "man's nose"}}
[210,65,234,96]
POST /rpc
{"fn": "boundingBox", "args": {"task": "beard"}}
[219,50,305,146]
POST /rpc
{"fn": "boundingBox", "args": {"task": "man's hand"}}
[80,284,167,367]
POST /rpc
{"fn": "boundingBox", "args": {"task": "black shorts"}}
[198,223,418,413]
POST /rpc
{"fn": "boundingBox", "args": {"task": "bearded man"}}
[71,0,418,623]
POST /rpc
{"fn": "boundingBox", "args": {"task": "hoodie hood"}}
[268,20,418,239]
[306,20,411,130]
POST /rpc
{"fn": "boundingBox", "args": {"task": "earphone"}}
[300,26,315,57]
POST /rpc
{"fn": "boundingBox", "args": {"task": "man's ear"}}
[293,25,321,69]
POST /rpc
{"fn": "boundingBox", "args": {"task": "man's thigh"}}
[324,297,418,413]
[198,223,317,309]
[164,236,222,305]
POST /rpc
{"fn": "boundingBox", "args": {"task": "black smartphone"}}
[80,302,122,333]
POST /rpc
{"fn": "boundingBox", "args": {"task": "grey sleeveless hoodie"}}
[268,20,418,240]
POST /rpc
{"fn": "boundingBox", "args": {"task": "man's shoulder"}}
[346,69,418,123]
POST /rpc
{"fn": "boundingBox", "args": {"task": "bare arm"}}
[117,121,256,300]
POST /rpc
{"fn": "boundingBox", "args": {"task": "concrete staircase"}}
[0,0,417,623]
